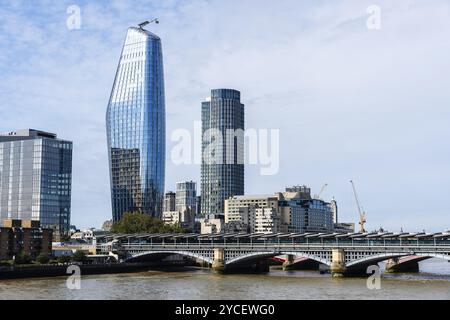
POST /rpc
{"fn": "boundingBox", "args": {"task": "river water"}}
[0,259,449,300]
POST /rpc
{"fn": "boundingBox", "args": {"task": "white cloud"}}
[0,0,449,231]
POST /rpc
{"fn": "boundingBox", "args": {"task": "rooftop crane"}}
[350,180,367,233]
[314,183,328,199]
[138,18,159,30]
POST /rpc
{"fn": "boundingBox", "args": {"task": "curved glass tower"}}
[106,26,165,221]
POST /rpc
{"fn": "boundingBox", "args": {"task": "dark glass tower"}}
[201,89,245,216]
[106,26,165,221]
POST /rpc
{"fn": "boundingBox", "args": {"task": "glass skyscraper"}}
[201,89,245,215]
[0,129,72,240]
[106,26,166,221]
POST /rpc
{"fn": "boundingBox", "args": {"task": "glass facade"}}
[0,129,72,240]
[106,27,165,221]
[176,181,197,213]
[201,89,245,215]
[279,199,334,233]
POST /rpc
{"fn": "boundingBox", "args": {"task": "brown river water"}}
[0,259,449,300]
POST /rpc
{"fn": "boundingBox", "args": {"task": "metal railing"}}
[113,242,450,253]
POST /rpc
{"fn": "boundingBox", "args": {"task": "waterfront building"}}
[225,195,281,233]
[164,192,176,212]
[106,24,166,221]
[201,89,245,216]
[224,186,334,234]
[225,195,279,224]
[0,129,72,240]
[176,181,197,213]
[278,187,334,233]
[0,219,52,261]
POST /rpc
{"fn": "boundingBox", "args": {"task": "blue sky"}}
[1,0,449,231]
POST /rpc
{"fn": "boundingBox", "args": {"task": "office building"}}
[176,181,197,213]
[0,129,72,240]
[224,186,334,234]
[164,192,176,212]
[253,208,279,233]
[225,195,279,224]
[201,89,245,216]
[106,25,166,221]
[278,187,334,233]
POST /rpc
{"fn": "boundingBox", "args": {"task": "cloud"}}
[0,0,449,231]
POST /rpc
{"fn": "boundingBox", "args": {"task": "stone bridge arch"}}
[346,252,450,270]
[226,251,332,267]
[125,250,214,265]
[226,252,281,266]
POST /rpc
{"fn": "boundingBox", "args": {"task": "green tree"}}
[36,253,50,264]
[15,251,32,265]
[72,250,88,263]
[111,212,186,234]
[57,255,72,264]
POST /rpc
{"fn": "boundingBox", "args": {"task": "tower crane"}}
[138,18,159,30]
[314,183,328,199]
[350,180,367,233]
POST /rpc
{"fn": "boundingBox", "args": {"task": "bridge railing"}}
[116,243,450,253]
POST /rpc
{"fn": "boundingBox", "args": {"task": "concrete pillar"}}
[330,248,347,277]
[212,248,226,273]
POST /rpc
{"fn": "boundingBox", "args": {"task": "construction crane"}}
[350,180,367,233]
[138,18,159,30]
[314,183,328,199]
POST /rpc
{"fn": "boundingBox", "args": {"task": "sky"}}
[0,0,449,231]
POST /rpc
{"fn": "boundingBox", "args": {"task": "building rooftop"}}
[0,129,57,142]
[227,195,276,201]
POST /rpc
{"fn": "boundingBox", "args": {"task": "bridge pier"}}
[282,255,321,271]
[385,257,420,273]
[282,255,295,271]
[330,249,347,277]
[211,248,226,273]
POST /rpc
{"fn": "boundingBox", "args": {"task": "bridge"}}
[96,231,450,277]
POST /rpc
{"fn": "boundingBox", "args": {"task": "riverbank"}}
[0,262,196,280]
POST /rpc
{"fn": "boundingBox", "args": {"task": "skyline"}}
[1,0,450,231]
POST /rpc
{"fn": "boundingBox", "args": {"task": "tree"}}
[57,255,72,264]
[15,251,32,265]
[36,253,50,264]
[111,212,186,234]
[72,250,88,263]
